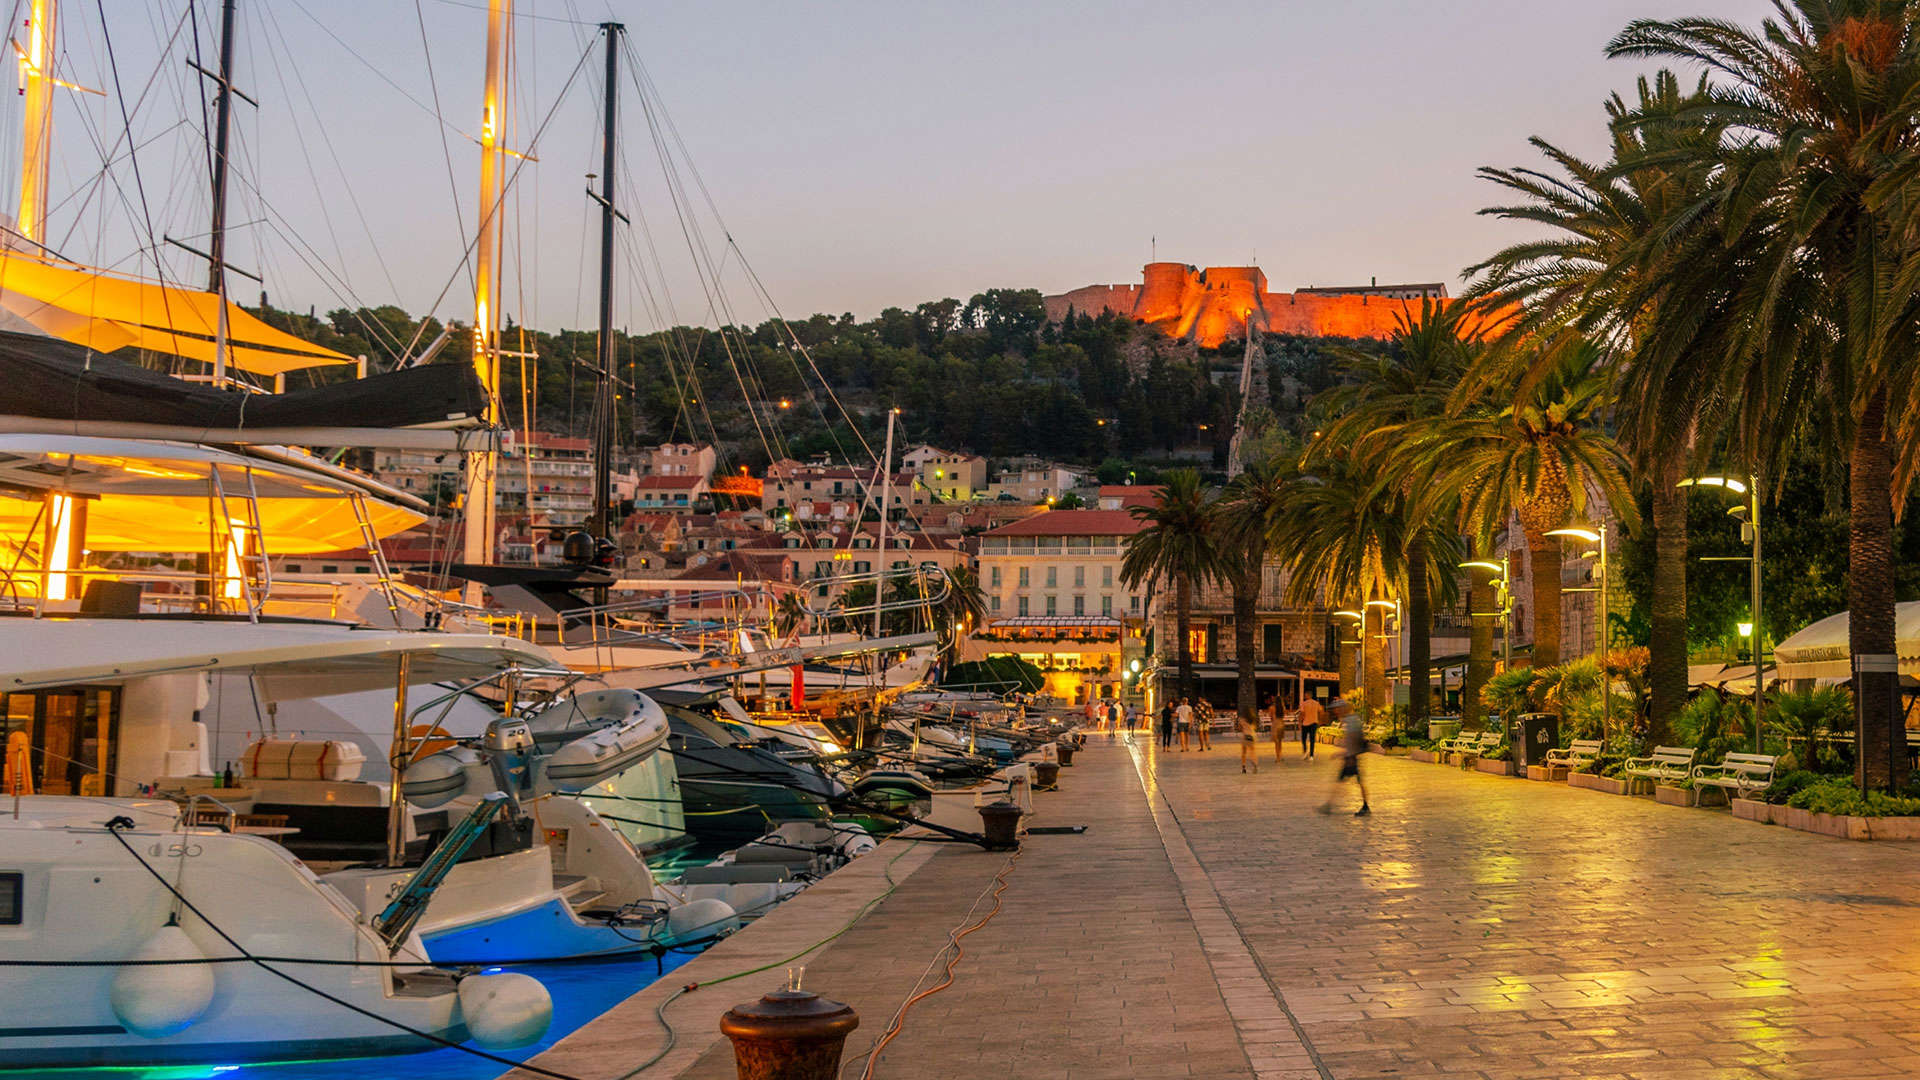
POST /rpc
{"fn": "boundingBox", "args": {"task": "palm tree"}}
[1465,71,1731,744]
[1317,300,1478,731]
[1214,454,1292,730]
[1408,339,1633,671]
[1606,3,1920,789]
[1270,446,1461,726]
[1121,468,1220,703]
[930,565,988,662]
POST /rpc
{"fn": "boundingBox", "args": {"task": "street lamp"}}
[1368,598,1406,735]
[1460,557,1513,669]
[1547,525,1610,737]
[1680,472,1763,751]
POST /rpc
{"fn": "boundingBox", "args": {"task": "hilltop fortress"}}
[1043,262,1454,348]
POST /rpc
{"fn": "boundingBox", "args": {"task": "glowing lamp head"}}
[1546,526,1602,544]
[1738,621,1754,638]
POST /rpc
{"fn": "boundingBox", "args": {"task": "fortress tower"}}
[1043,263,1459,347]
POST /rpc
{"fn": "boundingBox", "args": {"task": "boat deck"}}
[504,735,1920,1080]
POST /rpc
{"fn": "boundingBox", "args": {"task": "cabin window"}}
[1,688,120,797]
[0,873,19,925]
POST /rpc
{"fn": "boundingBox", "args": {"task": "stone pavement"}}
[509,735,1920,1080]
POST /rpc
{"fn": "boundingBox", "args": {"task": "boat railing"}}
[801,565,953,619]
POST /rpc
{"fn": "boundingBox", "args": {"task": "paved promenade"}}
[512,736,1920,1080]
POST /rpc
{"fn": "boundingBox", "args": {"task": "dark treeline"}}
[250,289,1384,472]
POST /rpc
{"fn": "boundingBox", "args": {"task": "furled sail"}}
[0,250,351,375]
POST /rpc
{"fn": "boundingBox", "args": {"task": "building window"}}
[1017,595,1029,616]
[1131,594,1140,612]
[990,566,1001,588]
[1188,627,1210,664]
[1017,567,1029,588]
[1041,595,1054,615]
[1072,595,1084,616]
[1102,566,1113,588]
[854,561,871,574]
[1045,567,1057,588]
[990,596,1001,612]
[1102,594,1113,616]
[1073,566,1085,588]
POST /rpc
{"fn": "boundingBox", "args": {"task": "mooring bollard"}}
[1056,741,1076,766]
[1033,760,1060,790]
[720,969,858,1080]
[977,799,1023,850]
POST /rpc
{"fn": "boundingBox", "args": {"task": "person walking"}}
[1194,699,1213,751]
[1158,700,1174,749]
[1125,701,1138,740]
[1175,697,1194,751]
[1239,706,1259,774]
[1319,698,1370,816]
[1297,692,1324,761]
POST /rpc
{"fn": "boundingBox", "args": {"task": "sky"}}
[20,0,1775,342]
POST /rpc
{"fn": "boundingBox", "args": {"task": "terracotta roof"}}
[982,509,1145,537]
[1099,485,1163,509]
[638,474,705,490]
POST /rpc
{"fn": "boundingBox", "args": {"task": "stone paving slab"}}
[506,735,1920,1080]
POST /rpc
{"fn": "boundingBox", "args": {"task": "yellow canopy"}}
[0,251,351,376]
[0,436,424,554]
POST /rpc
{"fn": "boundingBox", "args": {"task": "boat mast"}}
[16,0,55,245]
[874,407,895,639]
[206,0,239,388]
[590,22,624,541]
[464,0,511,568]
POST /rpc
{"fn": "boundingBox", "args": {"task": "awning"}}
[0,617,554,699]
[0,434,424,553]
[0,251,350,375]
[1774,601,1920,680]
[988,616,1121,629]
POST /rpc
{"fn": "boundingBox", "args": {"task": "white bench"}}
[1454,731,1504,765]
[1544,738,1602,771]
[1690,752,1777,805]
[1624,745,1695,792]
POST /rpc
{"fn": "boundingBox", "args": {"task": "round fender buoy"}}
[668,897,740,942]
[110,924,215,1038]
[459,972,552,1050]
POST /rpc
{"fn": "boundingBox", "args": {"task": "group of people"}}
[1153,696,1218,752]
[1086,696,1139,737]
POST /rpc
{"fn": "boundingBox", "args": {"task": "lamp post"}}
[1460,557,1513,670]
[1547,525,1609,738]
[1367,598,1403,735]
[1678,473,1763,751]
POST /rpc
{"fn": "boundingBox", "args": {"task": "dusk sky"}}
[30,0,1770,339]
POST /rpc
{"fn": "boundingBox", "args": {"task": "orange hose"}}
[859,848,1021,1079]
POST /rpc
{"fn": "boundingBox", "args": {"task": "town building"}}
[759,460,927,517]
[633,473,711,513]
[643,442,716,478]
[968,509,1148,705]
[900,445,988,502]
[984,460,1085,504]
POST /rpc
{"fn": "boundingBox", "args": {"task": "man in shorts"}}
[1175,697,1194,751]
[1319,698,1370,816]
[1239,704,1259,774]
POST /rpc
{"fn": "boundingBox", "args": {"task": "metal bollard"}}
[1032,760,1060,790]
[720,974,859,1080]
[1056,741,1076,766]
[977,799,1023,850]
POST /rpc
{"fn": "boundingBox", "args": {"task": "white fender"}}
[459,972,552,1050]
[667,897,739,942]
[109,924,215,1038]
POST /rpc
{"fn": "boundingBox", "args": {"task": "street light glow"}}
[1458,560,1505,574]
[1546,526,1602,543]
[1738,621,1754,637]
[1678,475,1749,494]
[1365,599,1399,609]
[1332,609,1363,621]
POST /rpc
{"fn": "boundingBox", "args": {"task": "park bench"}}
[1690,752,1777,805]
[1454,731,1504,765]
[1543,738,1602,771]
[1623,745,1695,793]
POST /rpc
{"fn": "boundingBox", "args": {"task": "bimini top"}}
[0,434,425,553]
[0,617,556,699]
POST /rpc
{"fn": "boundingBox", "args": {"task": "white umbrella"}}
[1772,601,1920,680]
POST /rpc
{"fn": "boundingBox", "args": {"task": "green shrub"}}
[1762,769,1837,806]
[1484,741,1512,763]
[1675,689,1752,767]
[1480,667,1539,718]
[1783,778,1920,817]
[1764,688,1853,773]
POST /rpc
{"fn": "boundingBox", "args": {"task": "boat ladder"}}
[373,793,508,952]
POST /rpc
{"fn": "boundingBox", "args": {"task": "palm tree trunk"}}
[1233,565,1258,729]
[1851,387,1908,792]
[1648,460,1688,746]
[1175,573,1194,702]
[1406,535,1431,736]
[1526,531,1562,669]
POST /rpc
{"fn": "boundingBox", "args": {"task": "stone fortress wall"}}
[1043,261,1459,347]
